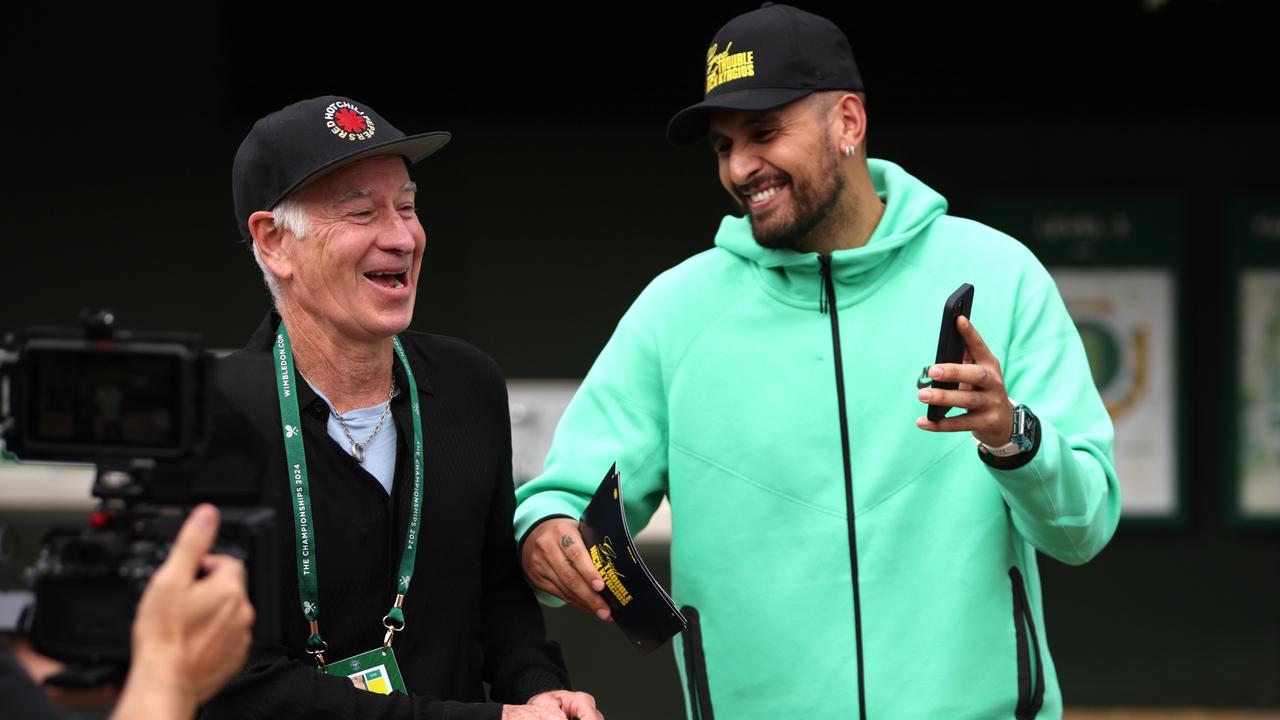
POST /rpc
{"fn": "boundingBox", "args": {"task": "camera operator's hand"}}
[111,504,254,720]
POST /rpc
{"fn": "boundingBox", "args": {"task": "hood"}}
[714,158,948,308]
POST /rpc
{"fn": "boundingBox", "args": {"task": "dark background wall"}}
[4,0,1279,709]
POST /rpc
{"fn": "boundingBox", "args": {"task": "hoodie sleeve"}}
[987,256,1123,566]
[513,290,671,582]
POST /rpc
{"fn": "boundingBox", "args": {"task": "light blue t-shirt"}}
[305,379,397,495]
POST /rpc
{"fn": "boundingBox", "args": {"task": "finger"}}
[956,316,997,366]
[533,569,595,616]
[526,564,566,599]
[204,594,252,637]
[916,413,984,434]
[559,693,600,718]
[192,560,248,620]
[555,532,612,620]
[548,555,611,620]
[542,562,608,620]
[558,530,605,593]
[516,706,567,720]
[199,553,243,577]
[526,692,560,710]
[927,362,997,389]
[235,596,257,633]
[522,519,579,582]
[526,548,593,612]
[185,570,249,623]
[918,386,988,412]
[200,555,247,586]
[220,576,255,634]
[156,504,221,582]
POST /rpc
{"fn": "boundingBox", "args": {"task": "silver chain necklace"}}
[332,381,397,463]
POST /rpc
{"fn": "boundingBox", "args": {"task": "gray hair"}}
[249,195,311,303]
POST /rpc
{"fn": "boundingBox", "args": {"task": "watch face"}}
[1012,406,1037,451]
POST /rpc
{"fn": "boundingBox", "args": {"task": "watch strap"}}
[976,437,1024,457]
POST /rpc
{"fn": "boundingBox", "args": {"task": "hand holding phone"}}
[926,283,975,422]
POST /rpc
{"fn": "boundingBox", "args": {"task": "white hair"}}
[272,196,312,238]
[249,195,311,304]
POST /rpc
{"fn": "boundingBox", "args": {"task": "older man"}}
[515,5,1120,720]
[197,96,600,720]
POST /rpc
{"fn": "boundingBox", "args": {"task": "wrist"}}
[114,662,198,720]
[976,403,1041,470]
[975,401,1034,453]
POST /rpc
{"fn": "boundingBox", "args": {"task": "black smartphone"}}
[927,283,975,422]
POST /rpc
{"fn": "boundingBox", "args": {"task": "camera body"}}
[1,312,280,671]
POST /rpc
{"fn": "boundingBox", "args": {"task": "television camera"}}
[0,311,278,687]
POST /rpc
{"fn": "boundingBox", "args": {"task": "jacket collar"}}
[712,159,949,310]
[245,309,435,407]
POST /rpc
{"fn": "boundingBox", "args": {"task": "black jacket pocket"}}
[1009,567,1045,719]
[680,605,714,720]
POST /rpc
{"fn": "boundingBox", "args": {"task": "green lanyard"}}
[274,322,424,669]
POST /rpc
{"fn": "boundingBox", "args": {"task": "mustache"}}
[735,172,790,197]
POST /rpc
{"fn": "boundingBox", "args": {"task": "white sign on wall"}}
[1238,270,1280,518]
[1053,269,1179,517]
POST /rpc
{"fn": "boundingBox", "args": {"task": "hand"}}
[501,703,568,719]
[113,504,255,720]
[7,635,65,685]
[7,636,120,706]
[915,315,1014,447]
[520,518,612,621]
[528,689,605,720]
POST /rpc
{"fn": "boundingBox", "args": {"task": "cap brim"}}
[271,131,452,209]
[666,87,815,145]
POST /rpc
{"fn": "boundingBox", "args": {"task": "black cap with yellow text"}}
[666,3,863,145]
[232,95,450,240]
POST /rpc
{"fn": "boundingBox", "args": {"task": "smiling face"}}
[708,97,846,251]
[276,155,424,343]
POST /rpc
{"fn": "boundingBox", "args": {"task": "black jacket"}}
[198,312,568,720]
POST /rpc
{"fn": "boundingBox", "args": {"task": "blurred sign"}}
[981,191,1185,521]
[508,379,672,543]
[1230,194,1280,523]
[508,379,579,484]
[1054,270,1178,517]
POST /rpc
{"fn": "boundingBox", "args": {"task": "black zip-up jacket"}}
[195,312,568,720]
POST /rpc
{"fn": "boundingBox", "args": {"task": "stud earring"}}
[841,144,857,157]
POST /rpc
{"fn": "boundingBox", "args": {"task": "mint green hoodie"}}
[515,159,1120,719]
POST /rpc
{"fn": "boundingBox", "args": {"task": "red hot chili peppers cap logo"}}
[325,100,376,141]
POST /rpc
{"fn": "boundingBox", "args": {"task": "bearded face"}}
[710,101,850,252]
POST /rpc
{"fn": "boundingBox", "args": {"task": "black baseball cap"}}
[232,95,450,240]
[666,3,863,145]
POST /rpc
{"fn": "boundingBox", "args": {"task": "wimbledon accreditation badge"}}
[324,646,407,695]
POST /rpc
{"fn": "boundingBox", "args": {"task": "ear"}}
[832,92,868,155]
[248,210,294,282]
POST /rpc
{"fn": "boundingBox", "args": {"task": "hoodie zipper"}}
[820,255,868,720]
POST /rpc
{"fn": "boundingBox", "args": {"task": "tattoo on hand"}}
[560,535,575,550]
